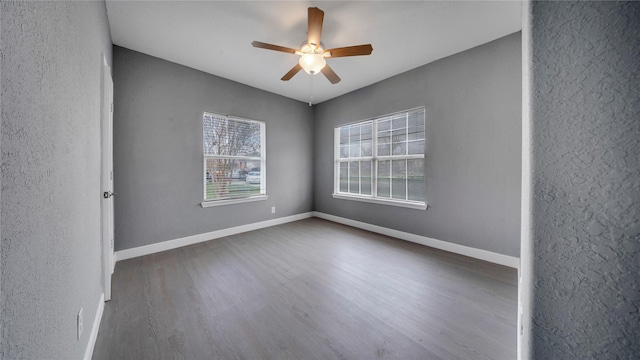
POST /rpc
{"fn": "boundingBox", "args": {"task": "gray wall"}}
[112,47,314,251]
[314,33,522,257]
[528,2,640,358]
[1,1,112,359]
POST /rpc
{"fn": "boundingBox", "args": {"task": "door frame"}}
[101,53,115,301]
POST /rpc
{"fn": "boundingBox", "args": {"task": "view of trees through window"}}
[335,108,425,204]
[203,113,265,201]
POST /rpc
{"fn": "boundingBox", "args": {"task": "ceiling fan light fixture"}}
[299,53,326,75]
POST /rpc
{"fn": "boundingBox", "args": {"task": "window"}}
[333,107,426,210]
[202,112,266,207]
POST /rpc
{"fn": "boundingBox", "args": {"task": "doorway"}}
[101,53,115,301]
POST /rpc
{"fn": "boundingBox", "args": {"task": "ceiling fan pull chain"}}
[309,75,314,106]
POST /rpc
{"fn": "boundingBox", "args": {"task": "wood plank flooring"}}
[92,218,517,360]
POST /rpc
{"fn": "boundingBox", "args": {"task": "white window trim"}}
[332,193,427,210]
[202,112,266,205]
[201,195,268,208]
[333,107,427,210]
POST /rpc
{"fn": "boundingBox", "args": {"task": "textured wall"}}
[1,1,112,358]
[314,33,522,257]
[113,47,314,251]
[530,1,640,358]
[0,1,3,356]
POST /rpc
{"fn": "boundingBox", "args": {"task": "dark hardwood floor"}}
[92,218,517,360]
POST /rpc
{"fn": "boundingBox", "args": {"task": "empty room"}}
[1,1,638,360]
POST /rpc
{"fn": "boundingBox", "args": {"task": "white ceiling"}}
[106,1,522,104]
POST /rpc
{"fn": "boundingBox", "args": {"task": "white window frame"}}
[201,112,267,208]
[332,107,427,210]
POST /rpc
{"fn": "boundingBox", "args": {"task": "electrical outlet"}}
[271,206,276,214]
[77,308,83,340]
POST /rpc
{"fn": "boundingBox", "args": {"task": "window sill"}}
[201,195,268,208]
[332,193,427,210]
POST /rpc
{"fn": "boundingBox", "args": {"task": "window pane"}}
[407,159,425,201]
[378,118,390,131]
[392,159,407,200]
[339,162,348,193]
[340,145,349,159]
[361,161,372,195]
[360,123,373,157]
[408,139,425,154]
[377,119,391,157]
[392,134,406,155]
[378,131,391,156]
[349,125,360,157]
[407,110,425,155]
[349,161,360,194]
[349,143,360,158]
[205,158,261,200]
[204,115,261,157]
[408,114,419,140]
[340,127,349,146]
[361,122,373,139]
[392,115,407,156]
[360,140,372,157]
[338,123,375,159]
[377,160,390,198]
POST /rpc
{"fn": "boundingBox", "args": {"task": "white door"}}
[101,54,115,301]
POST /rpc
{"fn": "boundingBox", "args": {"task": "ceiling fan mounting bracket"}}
[299,41,325,55]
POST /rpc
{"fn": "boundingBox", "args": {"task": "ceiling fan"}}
[251,7,373,84]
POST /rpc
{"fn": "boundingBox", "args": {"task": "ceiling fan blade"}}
[324,44,373,58]
[321,64,341,84]
[281,63,303,81]
[307,7,324,47]
[251,41,298,54]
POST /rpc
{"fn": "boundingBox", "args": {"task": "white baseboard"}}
[313,211,520,269]
[115,212,314,262]
[83,292,105,360]
[114,210,518,269]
